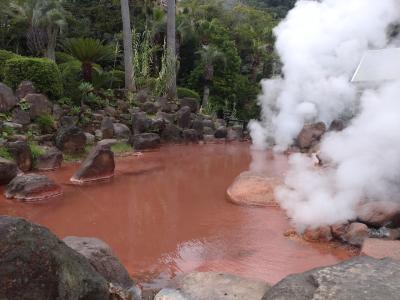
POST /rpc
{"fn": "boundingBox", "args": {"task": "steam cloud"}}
[250,0,400,229]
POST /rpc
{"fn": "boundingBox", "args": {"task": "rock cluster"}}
[0,216,140,300]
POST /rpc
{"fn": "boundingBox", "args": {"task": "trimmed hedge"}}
[0,49,21,81]
[4,57,63,98]
[177,87,201,100]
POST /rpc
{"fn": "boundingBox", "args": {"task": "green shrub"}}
[59,60,82,103]
[177,87,200,100]
[4,57,63,98]
[0,49,21,81]
[34,114,56,134]
[111,142,132,154]
[29,142,45,165]
[0,146,13,160]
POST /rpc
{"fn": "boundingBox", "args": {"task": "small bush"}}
[0,146,13,160]
[177,87,200,100]
[34,114,56,134]
[0,49,21,81]
[1,125,15,139]
[59,60,82,102]
[4,57,63,98]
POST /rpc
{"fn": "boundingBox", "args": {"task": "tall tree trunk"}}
[202,84,210,108]
[82,62,92,83]
[167,0,177,99]
[45,27,57,62]
[121,0,135,92]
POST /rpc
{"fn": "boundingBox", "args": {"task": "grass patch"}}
[111,142,132,154]
[29,142,45,167]
[0,146,13,160]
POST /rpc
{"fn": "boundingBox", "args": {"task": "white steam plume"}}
[250,0,400,229]
[250,0,400,151]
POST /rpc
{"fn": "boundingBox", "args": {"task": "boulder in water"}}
[297,122,326,150]
[71,144,115,184]
[5,174,62,201]
[262,256,400,300]
[361,238,400,261]
[0,216,110,300]
[302,226,333,242]
[156,272,270,300]
[357,201,400,228]
[342,222,369,246]
[227,171,280,207]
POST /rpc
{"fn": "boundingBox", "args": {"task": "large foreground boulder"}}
[0,158,18,185]
[0,83,17,112]
[297,122,326,150]
[132,133,160,150]
[63,236,141,299]
[227,171,280,207]
[55,125,87,154]
[0,216,110,300]
[262,256,400,300]
[156,272,270,300]
[71,144,115,184]
[5,174,62,201]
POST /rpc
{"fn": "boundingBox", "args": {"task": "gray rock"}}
[63,237,136,289]
[159,272,270,300]
[176,106,192,129]
[6,140,33,172]
[85,132,95,145]
[0,216,110,299]
[116,100,129,112]
[113,123,131,140]
[214,126,228,139]
[60,116,76,127]
[97,139,118,147]
[5,174,62,201]
[104,106,117,117]
[12,108,31,125]
[203,126,214,135]
[342,222,370,246]
[36,148,63,171]
[156,111,176,124]
[55,125,87,154]
[3,121,22,130]
[329,119,345,131]
[263,256,400,300]
[52,103,63,120]
[183,129,199,144]
[132,133,160,150]
[142,101,159,114]
[95,129,103,141]
[357,201,400,228]
[202,119,214,129]
[132,112,152,134]
[227,125,243,141]
[191,119,204,139]
[137,88,149,103]
[0,83,17,112]
[297,122,326,150]
[101,117,114,139]
[161,124,182,143]
[180,98,199,113]
[71,144,115,184]
[24,93,52,119]
[15,81,35,99]
[0,158,18,185]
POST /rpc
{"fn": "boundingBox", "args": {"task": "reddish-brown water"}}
[0,143,352,289]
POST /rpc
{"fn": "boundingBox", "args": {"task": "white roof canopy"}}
[351,48,400,83]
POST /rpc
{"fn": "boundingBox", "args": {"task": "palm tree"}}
[197,44,226,108]
[120,0,134,92]
[167,0,177,99]
[62,38,113,82]
[10,0,66,61]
